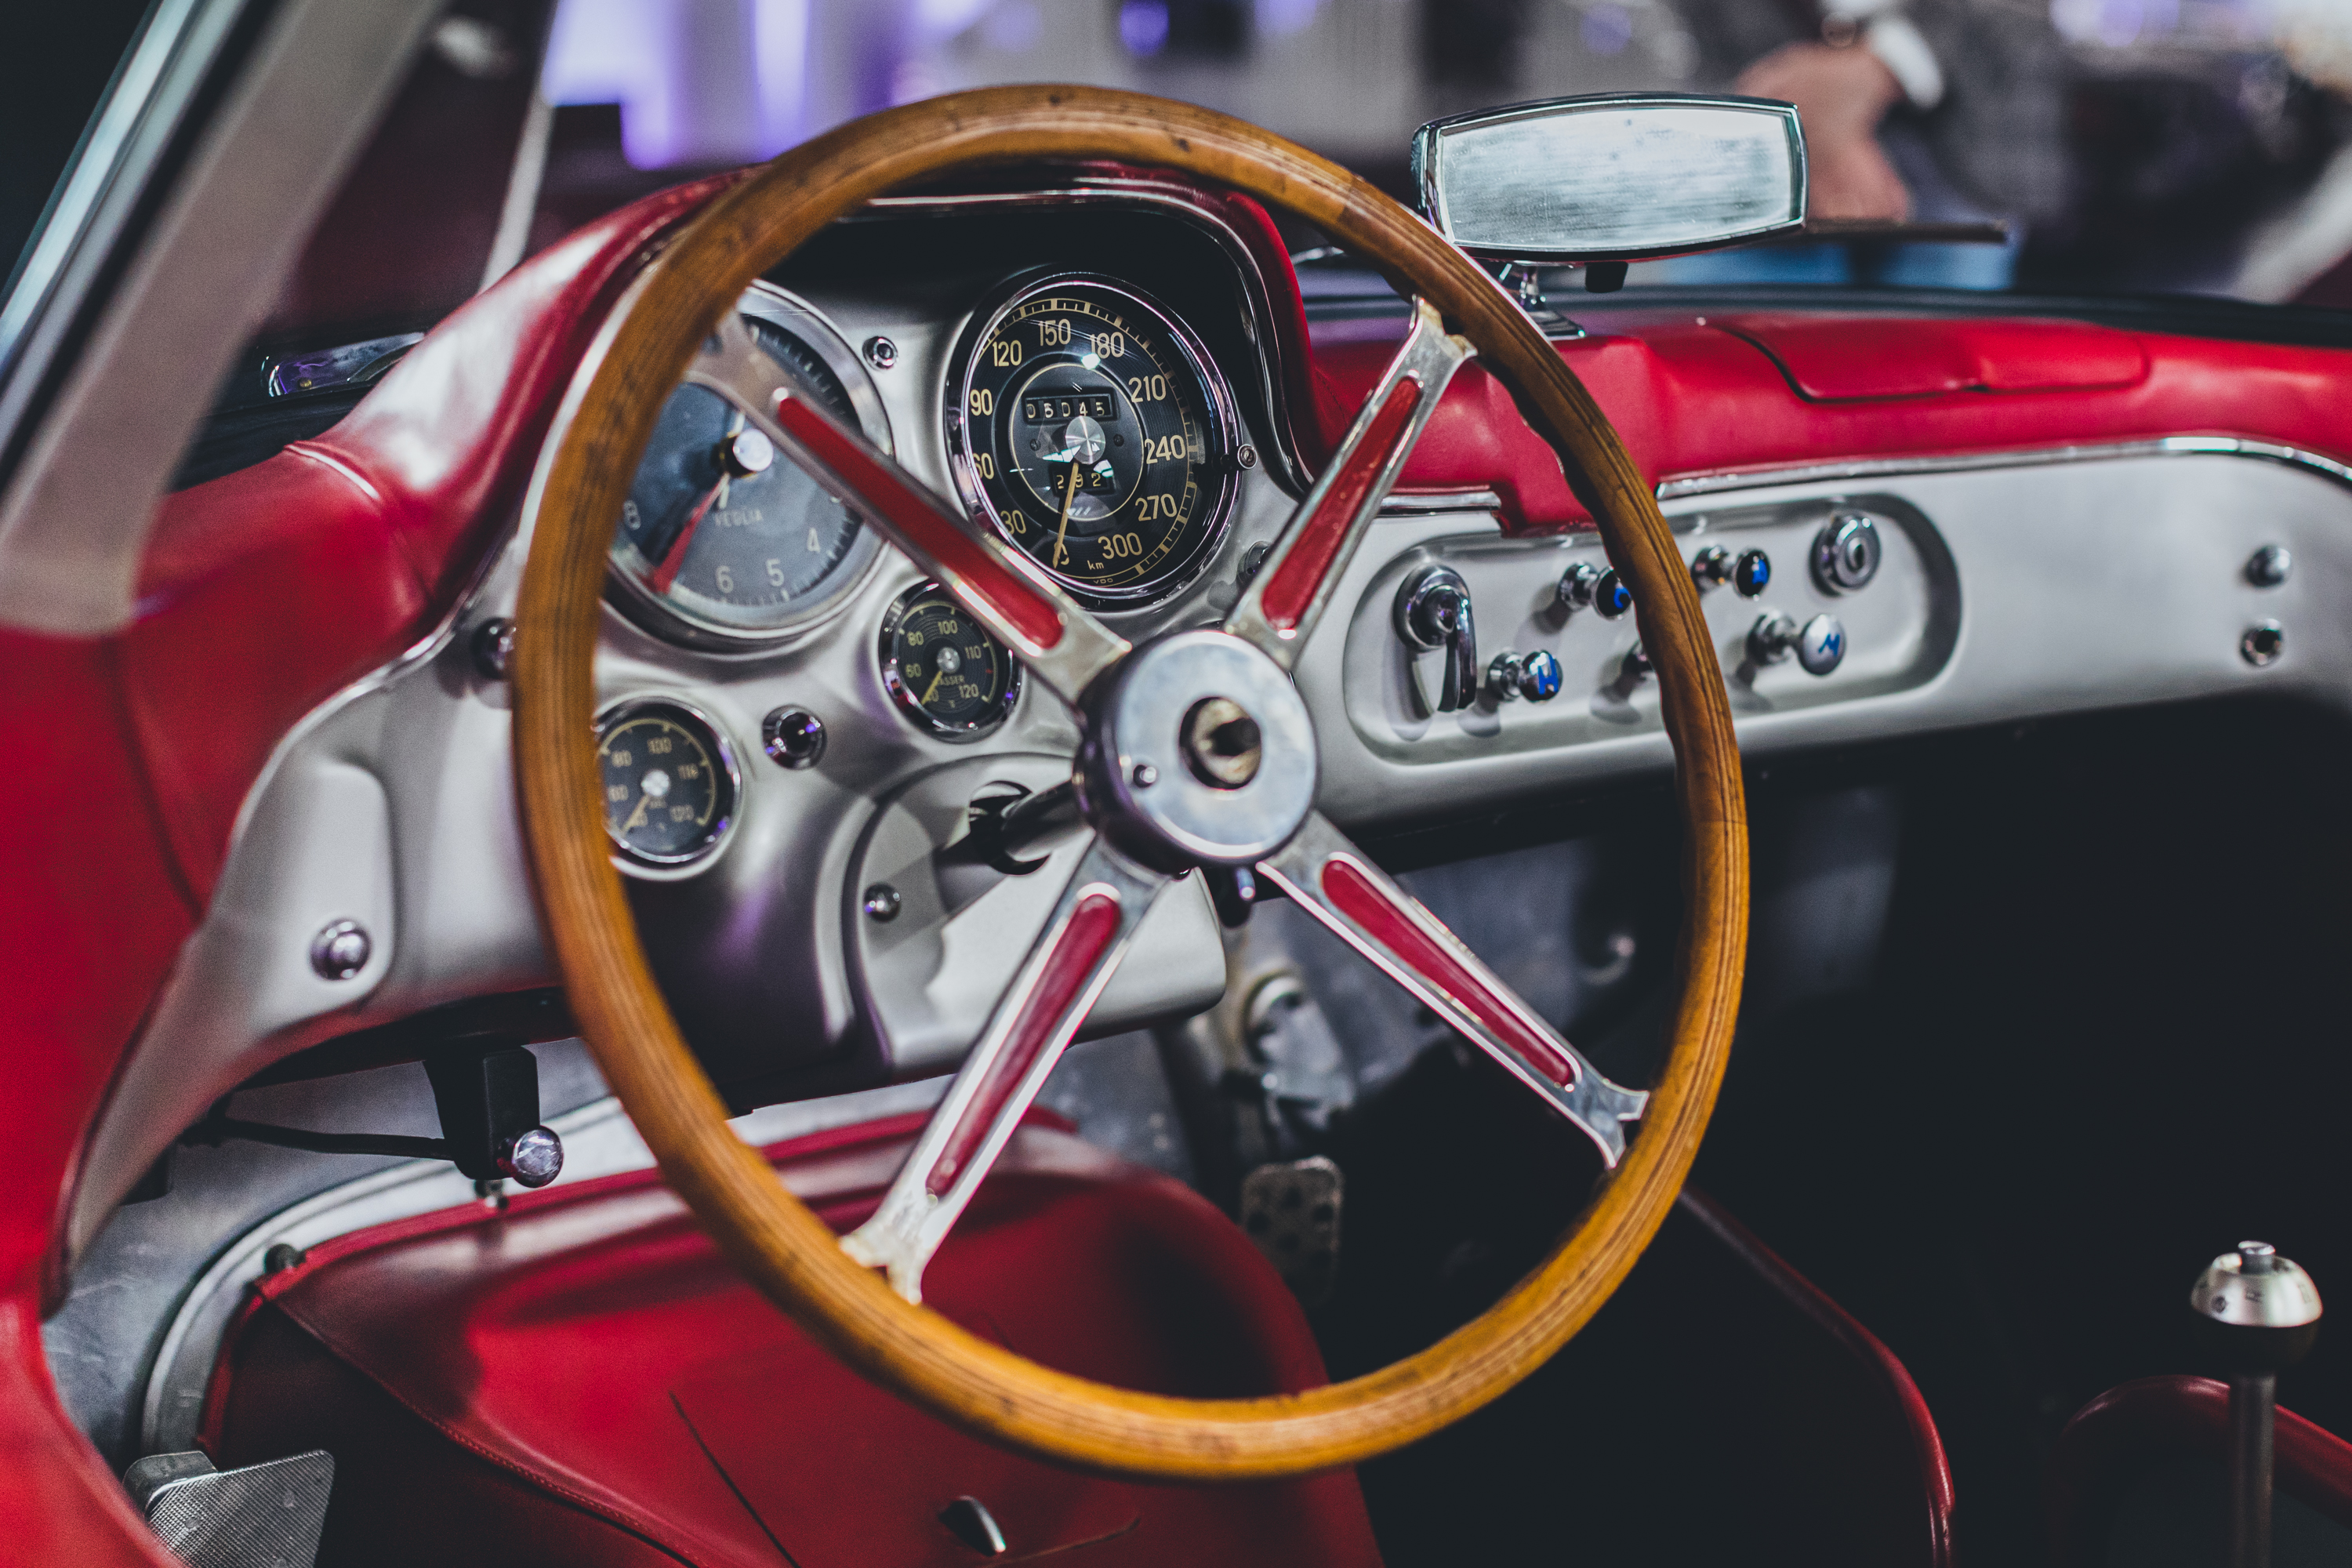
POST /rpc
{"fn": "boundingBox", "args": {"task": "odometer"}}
[947,275,1240,607]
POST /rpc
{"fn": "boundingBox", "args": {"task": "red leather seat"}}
[202,1112,1382,1568]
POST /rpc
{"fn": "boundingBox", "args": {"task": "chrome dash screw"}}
[863,336,898,370]
[310,920,371,981]
[470,618,516,680]
[2247,545,2292,588]
[2242,622,2286,666]
[863,884,902,922]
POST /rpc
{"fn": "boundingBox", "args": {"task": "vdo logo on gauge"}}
[946,274,1243,608]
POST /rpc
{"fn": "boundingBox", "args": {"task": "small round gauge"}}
[946,274,1240,608]
[595,699,740,866]
[880,583,1021,741]
[608,285,888,647]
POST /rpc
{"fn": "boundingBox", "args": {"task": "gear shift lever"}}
[2189,1241,2323,1568]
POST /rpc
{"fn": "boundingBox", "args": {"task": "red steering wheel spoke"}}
[1223,297,1472,668]
[1258,812,1649,1167]
[840,837,1172,1302]
[691,317,1129,707]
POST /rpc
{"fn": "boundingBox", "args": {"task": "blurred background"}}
[12,0,2352,352]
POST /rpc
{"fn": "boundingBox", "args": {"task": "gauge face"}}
[608,292,884,644]
[597,702,738,866]
[948,276,1238,607]
[880,584,1020,740]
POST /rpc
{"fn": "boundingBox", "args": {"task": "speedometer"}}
[946,274,1241,608]
[608,285,887,647]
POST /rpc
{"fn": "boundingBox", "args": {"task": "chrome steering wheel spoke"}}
[1222,297,1472,669]
[1258,812,1647,1167]
[840,836,1172,1302]
[691,317,1129,707]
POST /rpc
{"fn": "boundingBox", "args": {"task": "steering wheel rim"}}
[514,84,1748,1481]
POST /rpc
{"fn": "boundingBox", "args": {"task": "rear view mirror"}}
[1411,93,1807,263]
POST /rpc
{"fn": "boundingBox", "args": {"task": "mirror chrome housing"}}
[1411,93,1807,264]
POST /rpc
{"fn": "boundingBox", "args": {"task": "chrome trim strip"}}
[1656,436,2352,502]
[1380,489,1503,516]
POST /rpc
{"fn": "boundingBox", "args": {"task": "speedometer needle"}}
[1051,459,1083,570]
[619,788,655,834]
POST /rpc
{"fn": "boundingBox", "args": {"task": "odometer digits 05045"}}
[947,275,1239,607]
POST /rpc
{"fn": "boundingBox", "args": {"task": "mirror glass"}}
[1413,94,1807,263]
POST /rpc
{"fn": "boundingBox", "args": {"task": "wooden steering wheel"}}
[514,85,1747,1481]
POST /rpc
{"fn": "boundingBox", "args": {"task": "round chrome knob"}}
[1796,613,1847,676]
[1690,546,1731,592]
[1592,568,1632,619]
[1557,561,1601,611]
[1812,512,1882,594]
[495,1126,564,1189]
[1733,548,1771,597]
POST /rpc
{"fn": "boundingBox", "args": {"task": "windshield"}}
[529,0,2352,310]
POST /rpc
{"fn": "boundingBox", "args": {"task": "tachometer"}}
[946,274,1240,608]
[608,285,887,646]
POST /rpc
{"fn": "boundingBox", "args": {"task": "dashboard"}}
[72,178,2352,1254]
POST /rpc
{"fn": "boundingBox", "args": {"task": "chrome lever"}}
[1396,564,1478,715]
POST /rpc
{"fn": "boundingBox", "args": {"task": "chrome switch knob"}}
[1690,546,1731,592]
[1396,565,1479,715]
[1486,648,1563,702]
[1796,613,1847,676]
[2191,1242,2321,1568]
[1812,511,1882,593]
[1733,548,1771,597]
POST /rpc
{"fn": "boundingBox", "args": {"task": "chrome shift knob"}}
[2193,1241,2321,1568]
[2191,1240,2323,1370]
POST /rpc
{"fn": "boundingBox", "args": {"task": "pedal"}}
[1240,1156,1344,1305]
[123,1449,333,1568]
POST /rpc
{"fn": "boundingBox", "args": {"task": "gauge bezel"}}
[877,580,1024,742]
[604,281,892,651]
[943,270,1243,612]
[593,695,744,876]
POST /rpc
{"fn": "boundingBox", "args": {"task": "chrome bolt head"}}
[862,336,898,370]
[863,884,902,922]
[2242,621,2286,667]
[310,920,371,981]
[2247,544,2293,587]
[1237,443,1258,470]
[1131,761,1159,788]
[763,707,826,768]
[496,1126,564,1189]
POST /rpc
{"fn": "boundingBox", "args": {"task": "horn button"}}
[1080,630,1316,870]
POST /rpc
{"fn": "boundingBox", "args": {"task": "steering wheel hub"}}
[1080,628,1316,870]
